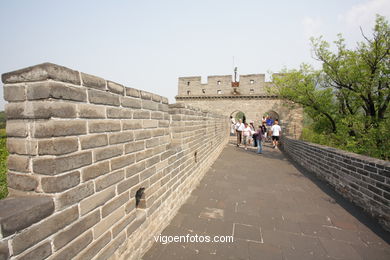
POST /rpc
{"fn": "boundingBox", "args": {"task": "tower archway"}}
[230,110,246,123]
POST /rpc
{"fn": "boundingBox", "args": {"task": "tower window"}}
[217,80,221,85]
[187,81,190,86]
[187,90,191,95]
[250,89,254,94]
[250,80,254,84]
[202,89,206,93]
[217,90,222,94]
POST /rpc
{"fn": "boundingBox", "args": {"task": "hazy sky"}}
[0,0,389,110]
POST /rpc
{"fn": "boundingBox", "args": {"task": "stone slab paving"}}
[143,140,390,260]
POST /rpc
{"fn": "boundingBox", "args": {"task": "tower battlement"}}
[177,73,274,97]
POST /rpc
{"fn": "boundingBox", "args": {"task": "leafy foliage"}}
[269,15,390,160]
[0,128,8,199]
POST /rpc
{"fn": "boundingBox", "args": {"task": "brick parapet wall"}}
[0,63,229,260]
[281,137,390,231]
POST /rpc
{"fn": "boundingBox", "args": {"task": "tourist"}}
[271,119,282,149]
[235,119,244,147]
[249,121,255,146]
[256,124,266,154]
[242,122,252,150]
[230,116,236,136]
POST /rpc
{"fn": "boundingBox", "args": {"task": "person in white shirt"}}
[270,119,282,149]
[242,123,252,150]
[235,120,245,147]
[230,116,236,136]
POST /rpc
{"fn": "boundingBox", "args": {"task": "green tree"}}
[268,15,390,160]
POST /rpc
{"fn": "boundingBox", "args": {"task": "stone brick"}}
[122,119,142,130]
[94,233,126,260]
[78,104,106,118]
[3,84,25,101]
[109,131,134,145]
[56,182,94,209]
[38,137,78,155]
[124,141,145,154]
[107,107,132,118]
[88,120,121,133]
[41,171,80,193]
[158,103,169,112]
[126,161,146,178]
[140,166,157,181]
[7,138,37,155]
[94,145,123,162]
[33,151,92,175]
[88,89,120,106]
[142,119,158,128]
[6,120,28,137]
[17,242,52,260]
[121,96,141,109]
[135,149,155,162]
[73,232,111,260]
[151,128,165,137]
[117,175,140,194]
[161,97,169,104]
[8,155,29,173]
[152,94,162,102]
[126,211,146,236]
[2,63,80,85]
[102,192,129,218]
[133,110,150,119]
[146,138,159,148]
[7,172,38,191]
[81,72,106,90]
[142,100,158,111]
[112,211,136,237]
[145,155,160,168]
[107,81,125,95]
[0,196,54,238]
[51,231,93,260]
[94,207,125,238]
[80,187,116,216]
[125,198,136,214]
[80,134,108,149]
[96,169,125,192]
[4,103,25,119]
[0,241,8,260]
[12,206,78,254]
[27,81,87,102]
[82,161,110,181]
[33,120,87,138]
[111,154,136,170]
[151,111,164,120]
[159,120,170,128]
[50,102,77,118]
[125,87,140,98]
[134,130,152,141]
[140,91,152,100]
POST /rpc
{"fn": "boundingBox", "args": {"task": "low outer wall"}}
[0,63,229,260]
[281,137,390,231]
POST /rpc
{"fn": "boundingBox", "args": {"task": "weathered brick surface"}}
[53,210,100,251]
[12,206,78,254]
[38,137,78,155]
[7,172,38,191]
[27,81,87,102]
[41,171,80,193]
[17,242,52,260]
[1,63,230,260]
[51,231,93,260]
[80,134,108,149]
[80,187,116,216]
[81,72,106,90]
[82,161,110,181]
[281,137,390,231]
[89,119,121,133]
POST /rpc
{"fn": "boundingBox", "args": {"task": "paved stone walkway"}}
[143,140,390,260]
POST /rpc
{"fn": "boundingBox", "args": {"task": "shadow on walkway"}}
[143,141,390,260]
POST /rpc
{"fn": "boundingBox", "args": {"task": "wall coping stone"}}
[2,63,80,85]
[0,196,54,237]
